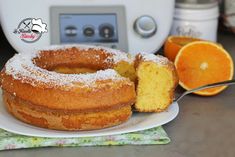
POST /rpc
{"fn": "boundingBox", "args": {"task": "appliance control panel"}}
[51,6,128,51]
[60,14,118,43]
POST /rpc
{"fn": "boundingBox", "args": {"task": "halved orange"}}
[174,41,234,96]
[164,36,201,61]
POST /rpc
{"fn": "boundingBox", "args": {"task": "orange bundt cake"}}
[134,54,178,112]
[0,45,136,131]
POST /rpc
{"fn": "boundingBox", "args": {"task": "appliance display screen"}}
[60,14,118,43]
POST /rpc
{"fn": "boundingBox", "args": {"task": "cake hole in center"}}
[52,66,98,74]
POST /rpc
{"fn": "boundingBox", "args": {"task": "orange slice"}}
[164,36,201,61]
[174,41,234,96]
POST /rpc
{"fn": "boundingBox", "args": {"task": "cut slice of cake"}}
[135,54,179,112]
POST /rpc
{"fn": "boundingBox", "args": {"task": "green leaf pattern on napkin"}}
[0,126,170,150]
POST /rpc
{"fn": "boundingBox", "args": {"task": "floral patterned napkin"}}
[0,126,170,150]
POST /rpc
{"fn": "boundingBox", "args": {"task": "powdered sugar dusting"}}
[5,45,131,89]
[142,54,169,66]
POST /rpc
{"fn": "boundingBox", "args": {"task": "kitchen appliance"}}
[0,0,175,54]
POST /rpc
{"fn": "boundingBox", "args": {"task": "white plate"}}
[0,90,179,138]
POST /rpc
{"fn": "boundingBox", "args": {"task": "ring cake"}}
[0,45,136,131]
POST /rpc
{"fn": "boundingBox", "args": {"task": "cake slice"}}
[135,54,178,112]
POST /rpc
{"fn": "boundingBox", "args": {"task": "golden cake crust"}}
[3,91,132,131]
[0,45,136,130]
